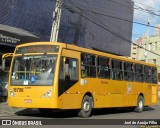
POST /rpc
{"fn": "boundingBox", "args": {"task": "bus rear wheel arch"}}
[78,95,93,118]
[135,95,144,113]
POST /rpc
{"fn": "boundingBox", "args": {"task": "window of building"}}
[111,59,123,80]
[81,53,96,78]
[155,42,157,50]
[145,44,147,48]
[97,56,110,78]
[149,43,152,50]
[153,59,156,64]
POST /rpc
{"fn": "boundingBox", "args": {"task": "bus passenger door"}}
[58,56,81,109]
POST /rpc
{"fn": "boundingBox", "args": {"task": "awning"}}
[0,24,40,47]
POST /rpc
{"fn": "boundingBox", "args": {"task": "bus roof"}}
[16,42,157,67]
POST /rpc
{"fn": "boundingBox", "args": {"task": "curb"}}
[0,114,16,117]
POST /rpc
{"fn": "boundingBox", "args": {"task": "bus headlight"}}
[41,89,52,98]
[10,90,16,96]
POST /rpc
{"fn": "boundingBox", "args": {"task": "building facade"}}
[131,35,160,68]
[0,0,134,56]
[131,26,160,83]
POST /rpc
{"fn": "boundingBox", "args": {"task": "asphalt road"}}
[1,102,160,119]
[0,101,160,128]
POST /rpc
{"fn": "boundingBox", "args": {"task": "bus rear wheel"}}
[78,95,93,118]
[135,95,144,113]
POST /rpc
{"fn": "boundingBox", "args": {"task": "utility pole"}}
[50,0,63,42]
[144,20,150,62]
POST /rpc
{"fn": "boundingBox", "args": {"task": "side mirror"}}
[2,53,13,72]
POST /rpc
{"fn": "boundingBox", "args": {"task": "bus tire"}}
[78,95,93,118]
[38,108,53,114]
[135,95,144,113]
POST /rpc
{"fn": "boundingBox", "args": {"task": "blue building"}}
[0,0,134,56]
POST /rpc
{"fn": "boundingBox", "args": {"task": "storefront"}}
[0,24,40,99]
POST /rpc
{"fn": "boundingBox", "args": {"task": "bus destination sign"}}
[16,45,59,54]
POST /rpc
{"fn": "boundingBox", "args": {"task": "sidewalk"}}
[0,101,25,116]
[0,101,40,116]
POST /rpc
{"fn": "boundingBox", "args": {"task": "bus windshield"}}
[10,54,57,86]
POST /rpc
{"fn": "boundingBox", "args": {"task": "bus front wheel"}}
[135,95,144,113]
[78,95,93,118]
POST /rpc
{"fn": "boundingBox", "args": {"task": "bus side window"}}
[124,62,134,81]
[97,56,110,79]
[64,58,78,80]
[81,53,96,78]
[144,66,151,83]
[135,64,144,82]
[152,67,157,84]
[59,57,78,81]
[111,59,123,80]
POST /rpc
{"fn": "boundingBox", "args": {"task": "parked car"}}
[0,85,2,96]
[0,82,8,102]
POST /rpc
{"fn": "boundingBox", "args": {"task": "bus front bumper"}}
[8,97,58,109]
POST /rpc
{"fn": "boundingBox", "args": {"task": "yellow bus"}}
[3,42,158,118]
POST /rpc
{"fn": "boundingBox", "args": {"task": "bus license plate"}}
[24,99,32,103]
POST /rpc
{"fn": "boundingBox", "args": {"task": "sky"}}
[132,0,160,42]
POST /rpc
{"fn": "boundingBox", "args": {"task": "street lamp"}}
[145,20,150,62]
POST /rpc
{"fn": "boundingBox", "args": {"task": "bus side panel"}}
[93,80,137,108]
[93,94,137,108]
[131,83,158,106]
[151,84,159,105]
[58,93,84,109]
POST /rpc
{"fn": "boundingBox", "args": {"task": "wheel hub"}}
[83,101,90,112]
[139,100,143,109]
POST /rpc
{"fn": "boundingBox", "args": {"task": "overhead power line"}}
[62,1,160,57]
[133,0,160,12]
[134,0,160,24]
[66,0,160,31]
